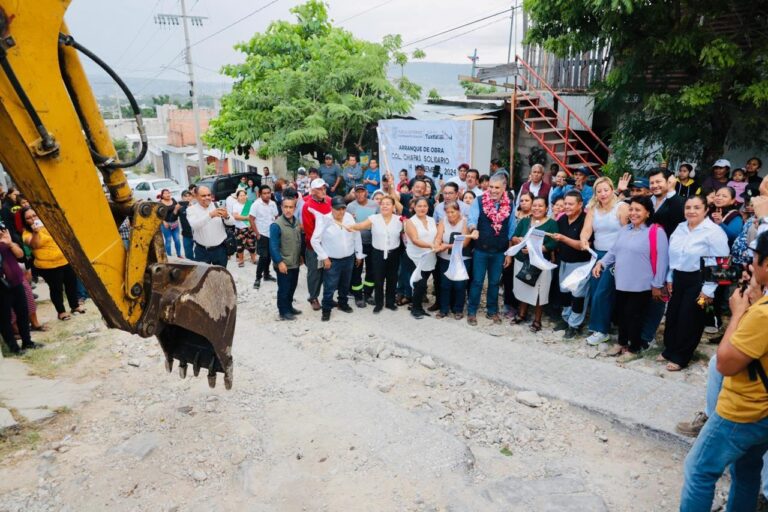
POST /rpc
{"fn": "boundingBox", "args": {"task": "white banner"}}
[378,119,472,180]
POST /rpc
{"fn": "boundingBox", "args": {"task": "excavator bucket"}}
[141,261,237,390]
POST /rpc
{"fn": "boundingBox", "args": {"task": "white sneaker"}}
[585,332,610,346]
[704,326,720,335]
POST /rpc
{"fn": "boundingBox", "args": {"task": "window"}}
[135,182,149,191]
[232,159,246,173]
[151,179,177,190]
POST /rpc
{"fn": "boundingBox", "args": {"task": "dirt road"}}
[0,264,711,511]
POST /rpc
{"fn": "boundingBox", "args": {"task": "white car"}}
[131,178,185,202]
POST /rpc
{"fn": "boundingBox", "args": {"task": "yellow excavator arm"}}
[0,1,236,388]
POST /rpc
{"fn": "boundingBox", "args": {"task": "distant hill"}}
[90,61,476,102]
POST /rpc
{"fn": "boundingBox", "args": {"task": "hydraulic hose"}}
[59,33,148,169]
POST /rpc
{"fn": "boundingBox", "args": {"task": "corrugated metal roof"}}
[399,101,505,121]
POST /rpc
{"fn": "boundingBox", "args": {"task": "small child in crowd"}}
[727,167,748,204]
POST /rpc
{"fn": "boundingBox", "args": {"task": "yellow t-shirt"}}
[716,295,768,423]
[22,228,68,269]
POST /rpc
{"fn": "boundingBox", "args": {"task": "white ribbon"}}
[445,235,469,281]
[410,251,433,288]
[561,248,598,293]
[504,228,557,271]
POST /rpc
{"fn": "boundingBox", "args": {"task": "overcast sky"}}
[66,0,524,83]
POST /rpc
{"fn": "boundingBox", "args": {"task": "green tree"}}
[523,0,768,164]
[152,94,172,106]
[460,80,497,96]
[205,0,421,158]
[112,138,134,162]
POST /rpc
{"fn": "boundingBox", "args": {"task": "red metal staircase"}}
[513,55,609,176]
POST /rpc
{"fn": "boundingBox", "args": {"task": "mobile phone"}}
[33,219,44,229]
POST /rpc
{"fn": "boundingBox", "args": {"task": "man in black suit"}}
[648,167,685,238]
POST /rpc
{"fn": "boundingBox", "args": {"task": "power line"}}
[418,17,509,51]
[338,0,397,23]
[189,0,282,49]
[402,7,512,48]
[113,0,164,67]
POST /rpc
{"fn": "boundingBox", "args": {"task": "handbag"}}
[222,220,237,256]
[515,259,542,286]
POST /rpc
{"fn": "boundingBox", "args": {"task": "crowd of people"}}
[218,156,765,372]
[0,186,89,355]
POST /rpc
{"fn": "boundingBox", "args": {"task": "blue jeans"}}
[182,236,195,260]
[559,260,591,328]
[467,250,504,316]
[681,411,768,511]
[276,268,299,315]
[396,250,415,298]
[161,223,182,257]
[438,258,466,314]
[193,243,228,267]
[587,250,614,334]
[704,355,768,498]
[321,255,354,311]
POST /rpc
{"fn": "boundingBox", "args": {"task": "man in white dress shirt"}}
[186,186,234,267]
[250,185,279,289]
[311,196,364,321]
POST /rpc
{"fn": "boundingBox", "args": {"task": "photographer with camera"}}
[680,230,768,511]
[0,221,39,354]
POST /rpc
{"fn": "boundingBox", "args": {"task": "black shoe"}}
[365,296,375,306]
[22,342,42,350]
[411,310,425,319]
[253,279,261,290]
[338,304,353,313]
[553,320,569,331]
[279,313,296,321]
[355,298,366,309]
[563,326,581,339]
[321,309,331,321]
[385,304,398,311]
[373,306,383,314]
[290,308,302,315]
[263,275,276,282]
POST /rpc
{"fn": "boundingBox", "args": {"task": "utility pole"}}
[505,3,516,84]
[155,3,207,178]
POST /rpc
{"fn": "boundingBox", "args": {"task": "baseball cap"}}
[573,166,591,176]
[713,158,731,168]
[324,153,333,159]
[415,164,425,171]
[354,184,366,191]
[297,167,306,175]
[331,196,347,210]
[310,178,326,189]
[632,177,650,189]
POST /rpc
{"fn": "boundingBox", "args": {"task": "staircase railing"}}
[514,54,609,175]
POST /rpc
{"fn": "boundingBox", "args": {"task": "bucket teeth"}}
[149,261,236,389]
[193,352,201,377]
